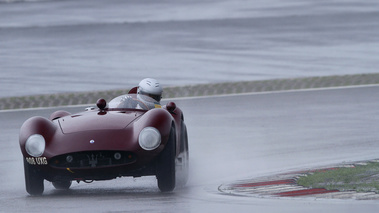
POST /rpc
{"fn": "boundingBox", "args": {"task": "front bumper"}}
[24,150,158,182]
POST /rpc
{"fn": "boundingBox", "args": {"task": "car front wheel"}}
[156,127,176,192]
[176,122,189,187]
[24,159,44,196]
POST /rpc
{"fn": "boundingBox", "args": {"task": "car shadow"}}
[25,181,190,199]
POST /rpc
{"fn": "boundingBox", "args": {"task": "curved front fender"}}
[133,108,174,146]
[19,116,57,156]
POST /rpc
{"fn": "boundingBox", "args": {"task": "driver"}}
[117,78,163,110]
[136,78,163,109]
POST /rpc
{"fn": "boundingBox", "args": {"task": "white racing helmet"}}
[137,78,163,102]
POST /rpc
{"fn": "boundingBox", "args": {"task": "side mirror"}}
[96,98,107,110]
[166,102,176,113]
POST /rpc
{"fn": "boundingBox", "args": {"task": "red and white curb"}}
[218,165,379,200]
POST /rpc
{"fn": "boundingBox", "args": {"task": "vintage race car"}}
[19,90,189,195]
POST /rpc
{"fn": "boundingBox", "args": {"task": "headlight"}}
[25,134,45,157]
[139,127,161,151]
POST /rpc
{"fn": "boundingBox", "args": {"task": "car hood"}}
[58,111,143,134]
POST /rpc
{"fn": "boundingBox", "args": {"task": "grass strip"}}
[297,162,379,193]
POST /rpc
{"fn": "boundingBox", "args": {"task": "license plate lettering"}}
[26,157,47,165]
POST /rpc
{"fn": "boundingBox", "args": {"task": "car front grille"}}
[49,151,136,168]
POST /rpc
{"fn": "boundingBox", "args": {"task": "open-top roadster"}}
[19,91,189,195]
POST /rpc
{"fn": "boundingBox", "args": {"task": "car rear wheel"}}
[23,159,44,196]
[52,181,72,190]
[156,127,176,192]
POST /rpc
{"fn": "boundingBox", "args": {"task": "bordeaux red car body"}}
[19,92,189,195]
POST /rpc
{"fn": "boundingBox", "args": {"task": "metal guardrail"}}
[1,73,379,110]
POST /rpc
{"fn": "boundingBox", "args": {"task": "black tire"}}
[176,122,189,187]
[52,181,72,190]
[156,127,176,192]
[23,159,44,196]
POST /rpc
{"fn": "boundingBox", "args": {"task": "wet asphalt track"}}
[2,0,379,211]
[1,86,379,212]
[1,0,379,98]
